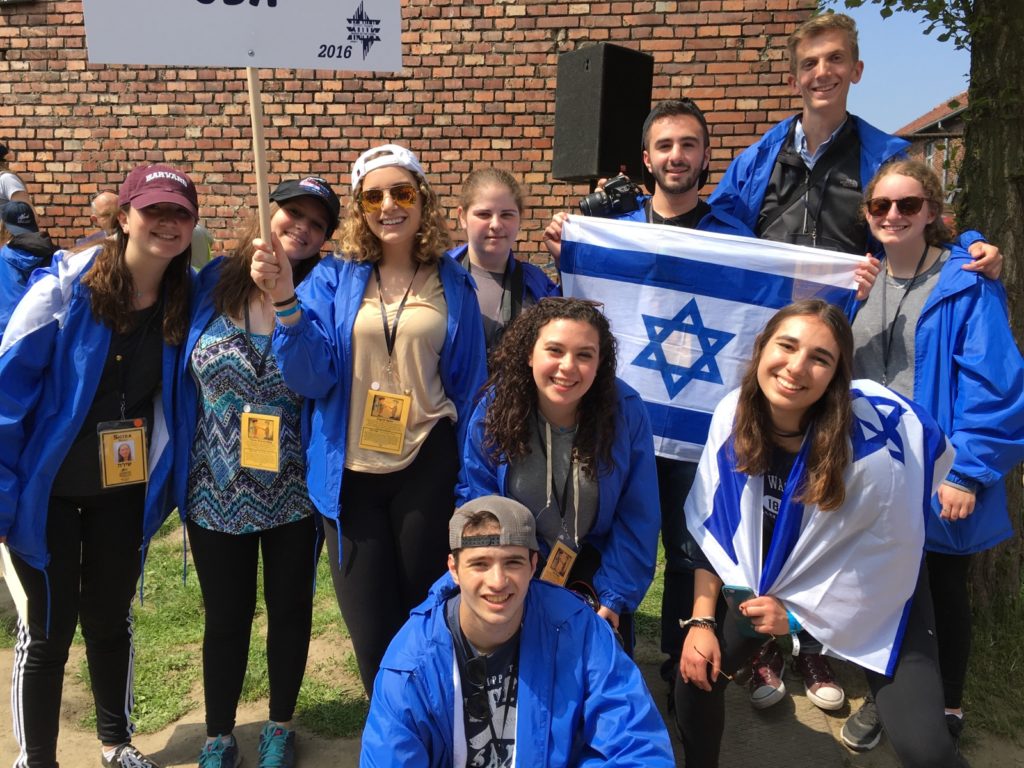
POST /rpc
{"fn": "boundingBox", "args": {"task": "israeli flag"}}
[560,216,862,462]
[686,381,953,674]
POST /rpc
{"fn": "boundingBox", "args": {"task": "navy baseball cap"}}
[270,177,341,235]
[2,201,38,235]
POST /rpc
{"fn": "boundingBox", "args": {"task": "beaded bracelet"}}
[272,293,298,308]
[679,616,717,631]
[275,302,302,318]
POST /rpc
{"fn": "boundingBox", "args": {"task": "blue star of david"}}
[631,298,734,399]
[852,394,907,464]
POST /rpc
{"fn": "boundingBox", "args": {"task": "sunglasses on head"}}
[357,182,418,212]
[865,196,931,218]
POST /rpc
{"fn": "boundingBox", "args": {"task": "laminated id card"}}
[539,538,577,587]
[240,404,282,472]
[97,419,148,488]
[357,389,411,455]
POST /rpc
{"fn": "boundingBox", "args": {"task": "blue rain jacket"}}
[361,573,674,767]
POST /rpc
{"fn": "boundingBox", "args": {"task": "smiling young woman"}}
[249,144,487,697]
[446,168,560,356]
[0,164,197,768]
[676,298,972,768]
[458,297,660,656]
[176,176,340,766]
[849,159,1024,750]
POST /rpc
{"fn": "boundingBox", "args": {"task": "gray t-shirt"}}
[506,413,598,551]
[852,249,948,398]
[0,171,27,206]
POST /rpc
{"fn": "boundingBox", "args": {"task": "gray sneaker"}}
[842,696,882,752]
[101,744,161,768]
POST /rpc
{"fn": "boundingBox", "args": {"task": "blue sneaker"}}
[198,735,241,768]
[257,723,296,768]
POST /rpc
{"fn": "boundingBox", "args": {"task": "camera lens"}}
[579,190,609,217]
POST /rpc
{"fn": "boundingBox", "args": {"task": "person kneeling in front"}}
[360,496,674,767]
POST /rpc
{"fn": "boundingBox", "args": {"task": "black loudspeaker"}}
[552,43,654,183]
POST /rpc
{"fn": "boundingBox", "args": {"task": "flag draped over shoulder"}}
[560,216,861,462]
[685,380,954,675]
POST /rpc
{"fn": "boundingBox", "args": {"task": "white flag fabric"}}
[560,216,862,462]
[685,380,954,675]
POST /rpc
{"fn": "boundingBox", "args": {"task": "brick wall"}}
[0,0,816,262]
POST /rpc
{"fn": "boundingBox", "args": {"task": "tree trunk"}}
[957,0,1024,613]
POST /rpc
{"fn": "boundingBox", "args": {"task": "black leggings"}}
[656,456,698,658]
[674,564,966,768]
[324,419,458,695]
[926,550,972,710]
[8,487,145,767]
[186,515,320,737]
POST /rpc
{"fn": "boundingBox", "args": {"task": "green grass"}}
[961,589,1024,742]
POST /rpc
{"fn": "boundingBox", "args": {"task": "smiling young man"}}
[360,496,674,768]
[709,13,1000,267]
[541,99,754,704]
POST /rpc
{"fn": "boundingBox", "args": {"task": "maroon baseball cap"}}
[118,164,199,220]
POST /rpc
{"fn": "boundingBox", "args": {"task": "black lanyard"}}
[464,255,511,345]
[881,244,930,385]
[114,299,162,420]
[374,262,420,358]
[242,300,275,379]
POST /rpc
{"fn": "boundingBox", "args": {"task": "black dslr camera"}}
[578,174,643,218]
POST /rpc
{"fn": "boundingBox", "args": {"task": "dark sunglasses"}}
[864,196,931,218]
[357,183,418,212]
[464,656,490,720]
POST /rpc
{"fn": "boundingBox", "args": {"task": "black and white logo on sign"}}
[347,1,381,60]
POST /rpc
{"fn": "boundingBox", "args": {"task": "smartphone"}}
[722,585,766,639]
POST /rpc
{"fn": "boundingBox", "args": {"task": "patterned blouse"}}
[187,313,311,534]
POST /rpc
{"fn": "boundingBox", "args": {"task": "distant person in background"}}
[0,143,31,208]
[191,222,215,270]
[77,191,120,248]
[0,200,57,336]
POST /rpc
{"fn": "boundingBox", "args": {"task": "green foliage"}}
[827,0,975,49]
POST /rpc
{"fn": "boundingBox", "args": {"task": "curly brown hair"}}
[80,213,191,345]
[482,298,619,479]
[339,168,451,264]
[732,300,853,511]
[863,159,953,247]
[213,203,324,319]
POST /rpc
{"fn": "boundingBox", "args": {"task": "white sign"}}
[82,0,403,72]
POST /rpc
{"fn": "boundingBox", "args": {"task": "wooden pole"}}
[246,66,275,289]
